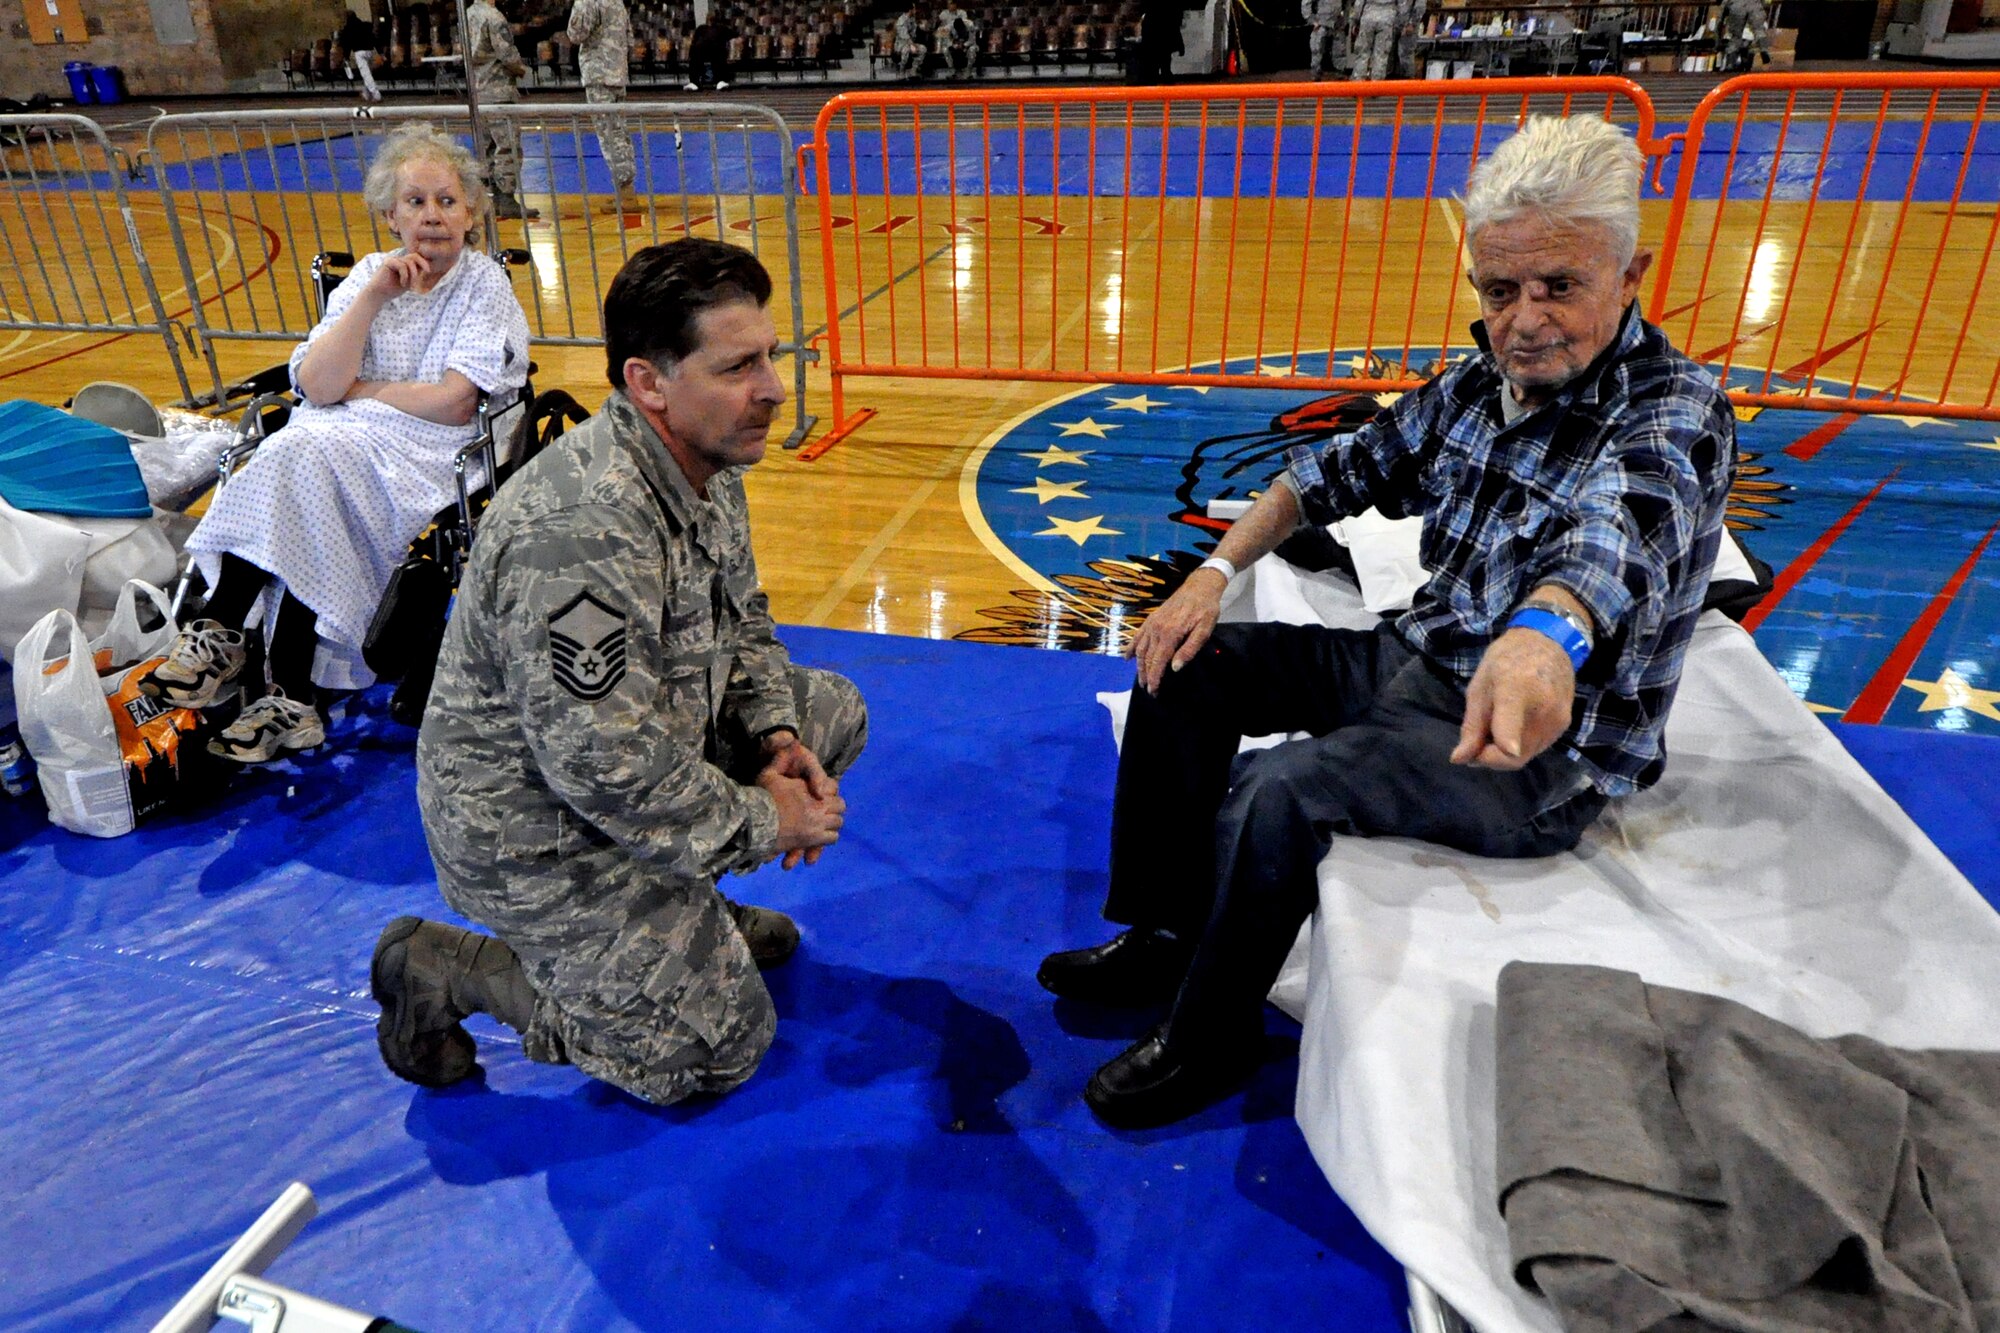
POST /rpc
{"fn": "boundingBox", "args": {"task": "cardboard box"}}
[1644,53,1678,71]
[1769,26,1798,50]
[1765,47,1797,66]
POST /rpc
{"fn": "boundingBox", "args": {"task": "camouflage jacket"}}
[465,0,526,97]
[417,389,797,893]
[566,0,630,87]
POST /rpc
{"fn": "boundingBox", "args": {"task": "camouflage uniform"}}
[465,0,527,197]
[566,0,636,191]
[416,390,869,1105]
[1351,0,1415,79]
[1301,0,1347,77]
[1720,0,1771,66]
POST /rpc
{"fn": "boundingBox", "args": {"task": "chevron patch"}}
[548,590,628,702]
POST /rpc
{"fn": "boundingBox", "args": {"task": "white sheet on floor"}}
[1246,557,2000,1333]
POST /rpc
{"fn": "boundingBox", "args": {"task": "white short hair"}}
[362,122,488,243]
[1461,115,1643,267]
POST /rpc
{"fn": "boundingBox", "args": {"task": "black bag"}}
[363,550,453,682]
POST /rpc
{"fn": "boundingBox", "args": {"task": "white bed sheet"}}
[1241,558,2000,1333]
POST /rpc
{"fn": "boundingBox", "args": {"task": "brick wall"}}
[2,0,341,99]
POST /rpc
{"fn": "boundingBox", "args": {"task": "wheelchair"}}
[171,248,582,727]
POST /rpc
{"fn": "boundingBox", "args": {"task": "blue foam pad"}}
[0,399,152,519]
[0,628,1407,1332]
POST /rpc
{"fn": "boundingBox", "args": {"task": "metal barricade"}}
[801,78,1665,447]
[1651,70,2000,422]
[144,102,815,445]
[0,112,193,401]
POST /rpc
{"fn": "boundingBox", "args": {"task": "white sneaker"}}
[137,620,248,709]
[683,80,699,91]
[715,80,729,89]
[208,689,326,763]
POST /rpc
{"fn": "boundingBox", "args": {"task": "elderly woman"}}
[143,122,531,763]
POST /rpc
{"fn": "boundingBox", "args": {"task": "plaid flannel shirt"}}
[1281,304,1734,796]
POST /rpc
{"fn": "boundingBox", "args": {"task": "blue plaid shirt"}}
[1282,304,1734,796]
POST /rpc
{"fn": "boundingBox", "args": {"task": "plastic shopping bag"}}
[13,607,132,837]
[90,578,176,675]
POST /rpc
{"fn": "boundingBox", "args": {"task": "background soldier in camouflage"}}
[373,239,866,1106]
[566,0,637,213]
[465,0,536,220]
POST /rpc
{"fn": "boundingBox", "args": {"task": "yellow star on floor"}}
[1020,445,1092,467]
[1103,393,1168,414]
[1051,417,1119,438]
[1372,391,1405,408]
[1874,412,1951,429]
[1173,385,1212,395]
[1011,476,1090,504]
[1967,437,2000,453]
[1037,513,1124,545]
[1803,701,1844,715]
[1341,354,1374,372]
[1901,668,2000,722]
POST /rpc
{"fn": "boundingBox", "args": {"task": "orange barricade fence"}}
[1650,71,2000,422]
[799,78,1664,444]
[801,72,2000,445]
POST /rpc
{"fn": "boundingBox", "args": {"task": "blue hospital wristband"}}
[1507,608,1591,672]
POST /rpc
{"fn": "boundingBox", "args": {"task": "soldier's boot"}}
[370,916,538,1087]
[596,183,640,215]
[725,899,800,969]
[493,191,540,220]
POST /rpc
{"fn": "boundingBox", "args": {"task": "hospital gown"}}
[186,248,530,689]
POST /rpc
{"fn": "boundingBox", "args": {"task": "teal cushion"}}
[0,399,153,519]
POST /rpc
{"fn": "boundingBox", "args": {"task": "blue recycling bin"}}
[64,62,97,104]
[88,64,126,104]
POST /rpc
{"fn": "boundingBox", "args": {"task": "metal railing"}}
[0,112,193,400]
[141,101,816,444]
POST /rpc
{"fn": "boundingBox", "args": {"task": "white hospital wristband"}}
[1196,556,1238,585]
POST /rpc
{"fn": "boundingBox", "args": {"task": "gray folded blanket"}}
[1496,961,2000,1333]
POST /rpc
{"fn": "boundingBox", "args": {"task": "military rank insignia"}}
[549,590,628,701]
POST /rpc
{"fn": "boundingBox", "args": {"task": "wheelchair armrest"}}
[221,363,295,404]
[215,390,295,486]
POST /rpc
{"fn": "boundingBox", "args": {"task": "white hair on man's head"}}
[362,121,489,242]
[1461,115,1644,266]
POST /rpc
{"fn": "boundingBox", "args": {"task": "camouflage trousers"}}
[477,90,521,196]
[507,663,867,1105]
[1307,24,1345,75]
[1721,1,1770,62]
[584,83,636,190]
[1352,16,1397,80]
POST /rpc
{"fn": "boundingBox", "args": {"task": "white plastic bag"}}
[12,607,133,838]
[90,579,176,674]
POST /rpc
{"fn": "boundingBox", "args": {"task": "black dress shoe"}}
[1084,1022,1265,1130]
[1037,928,1193,1006]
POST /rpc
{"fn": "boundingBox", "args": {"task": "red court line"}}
[0,208,283,384]
[1842,522,2000,725]
[1739,467,1901,633]
[1785,410,1862,461]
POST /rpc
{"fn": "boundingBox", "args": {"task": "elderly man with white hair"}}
[1038,115,1735,1129]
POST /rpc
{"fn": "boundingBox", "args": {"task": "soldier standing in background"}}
[567,0,638,213]
[1350,0,1415,79]
[1301,0,1346,79]
[464,0,537,219]
[373,238,868,1107]
[1719,0,1773,69]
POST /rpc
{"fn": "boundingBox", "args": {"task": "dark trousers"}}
[1106,621,1607,1041]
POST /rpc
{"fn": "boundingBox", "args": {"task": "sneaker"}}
[683,80,699,90]
[371,916,480,1088]
[207,689,325,763]
[715,80,729,90]
[137,619,248,708]
[726,899,799,968]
